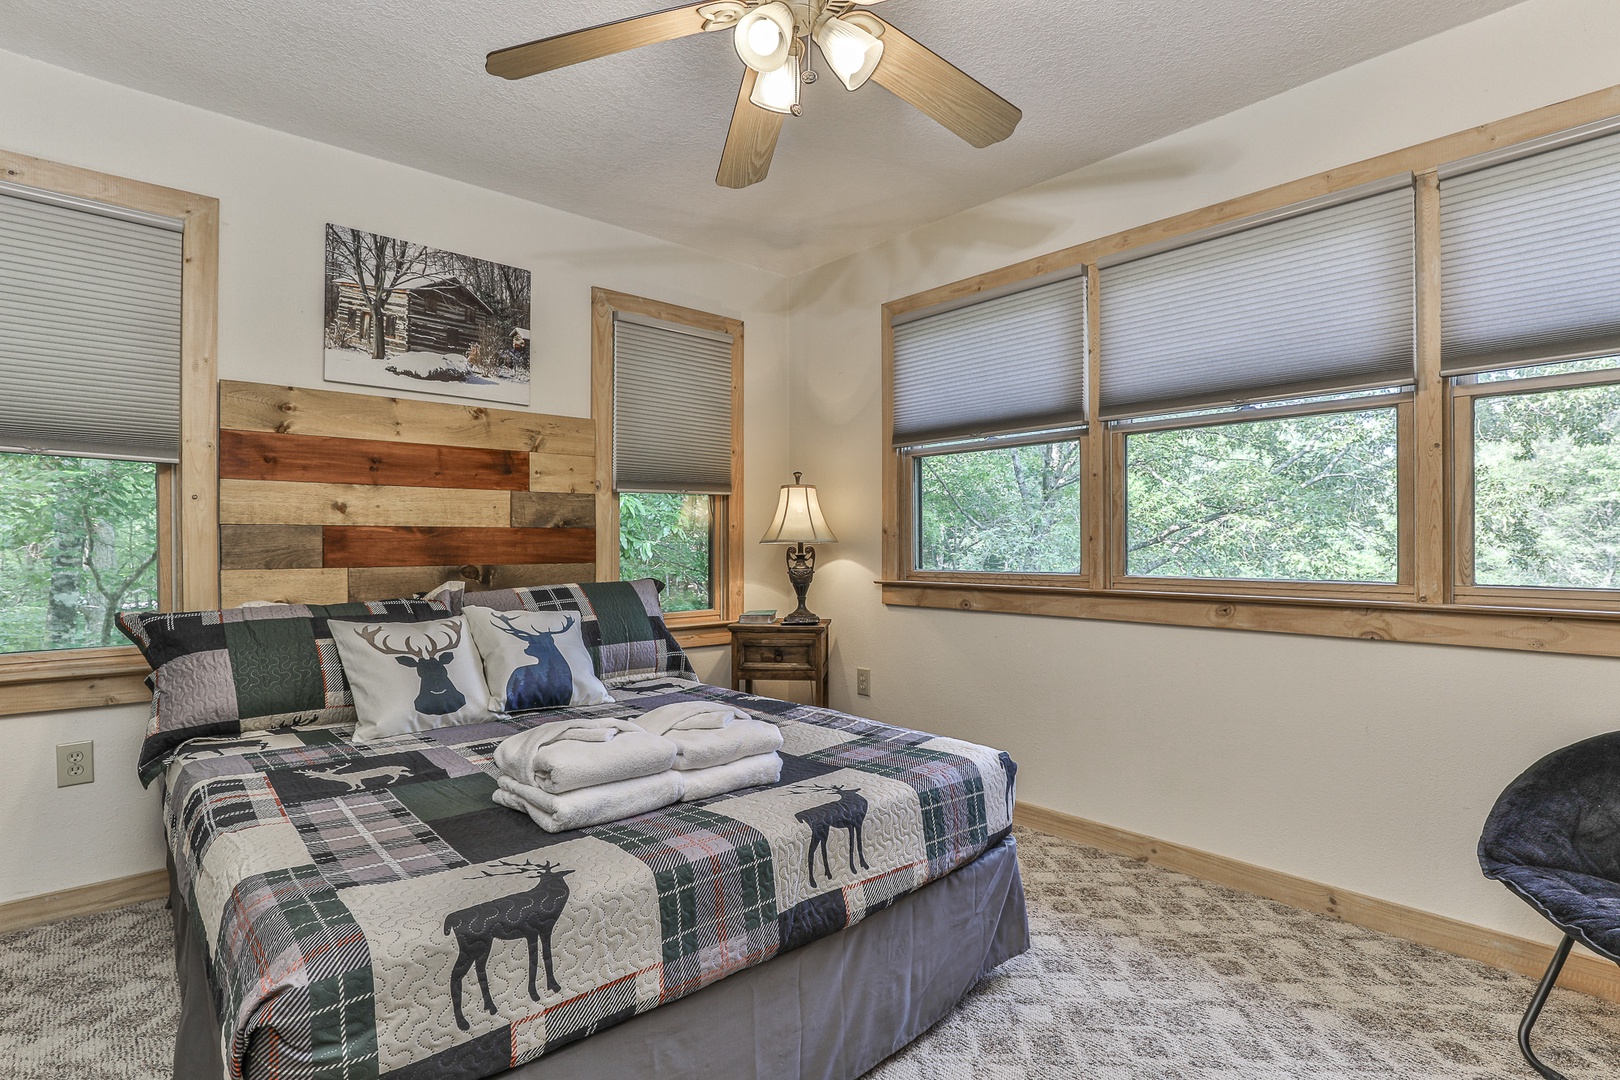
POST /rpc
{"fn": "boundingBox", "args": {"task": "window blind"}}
[890,275,1087,448]
[1098,186,1415,420]
[0,185,183,461]
[613,314,734,494]
[1440,130,1620,375]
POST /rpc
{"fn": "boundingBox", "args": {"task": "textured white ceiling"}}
[0,0,1522,274]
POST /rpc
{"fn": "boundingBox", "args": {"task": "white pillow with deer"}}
[328,616,494,741]
[464,606,613,714]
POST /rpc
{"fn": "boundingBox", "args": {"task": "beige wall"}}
[0,49,791,904]
[786,0,1620,945]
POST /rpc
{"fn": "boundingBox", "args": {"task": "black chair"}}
[1480,731,1620,1079]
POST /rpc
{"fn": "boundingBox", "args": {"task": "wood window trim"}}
[0,150,219,717]
[591,287,745,633]
[881,82,1620,660]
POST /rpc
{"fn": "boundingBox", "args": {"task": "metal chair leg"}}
[1519,935,1575,1080]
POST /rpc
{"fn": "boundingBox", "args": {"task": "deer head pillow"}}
[463,606,613,713]
[328,616,493,741]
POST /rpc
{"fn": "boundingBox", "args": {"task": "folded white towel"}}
[493,718,677,795]
[678,752,783,802]
[662,717,784,771]
[634,701,752,735]
[492,771,684,832]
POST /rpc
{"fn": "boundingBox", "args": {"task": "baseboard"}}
[1014,801,1620,1005]
[0,868,167,935]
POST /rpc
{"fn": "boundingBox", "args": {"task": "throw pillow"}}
[464,606,613,713]
[328,615,493,742]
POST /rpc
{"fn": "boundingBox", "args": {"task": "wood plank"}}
[178,185,220,609]
[0,869,169,934]
[323,526,595,569]
[510,492,597,529]
[592,289,621,580]
[220,524,325,570]
[1413,172,1448,605]
[530,451,600,494]
[1015,803,1620,1005]
[221,479,510,528]
[219,380,593,455]
[346,563,597,601]
[220,568,350,607]
[0,673,151,718]
[221,429,529,490]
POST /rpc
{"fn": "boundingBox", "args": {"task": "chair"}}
[1479,731,1620,1079]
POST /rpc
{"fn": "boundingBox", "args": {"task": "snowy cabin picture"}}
[323,224,531,405]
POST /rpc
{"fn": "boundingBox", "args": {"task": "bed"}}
[157,676,1029,1080]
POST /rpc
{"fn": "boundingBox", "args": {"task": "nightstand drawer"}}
[740,641,814,669]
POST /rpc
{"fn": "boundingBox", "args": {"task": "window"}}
[915,436,1082,574]
[0,152,217,713]
[592,289,742,634]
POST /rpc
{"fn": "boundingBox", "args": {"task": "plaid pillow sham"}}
[118,594,462,785]
[460,578,696,687]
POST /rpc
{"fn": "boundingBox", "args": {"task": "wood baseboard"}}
[1014,802,1620,1005]
[0,869,168,935]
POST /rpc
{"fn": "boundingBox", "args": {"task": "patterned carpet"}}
[3,828,1618,1079]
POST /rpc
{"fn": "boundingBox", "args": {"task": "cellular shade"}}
[0,185,183,461]
[613,314,735,494]
[890,275,1087,448]
[1098,186,1415,420]
[1441,130,1620,375]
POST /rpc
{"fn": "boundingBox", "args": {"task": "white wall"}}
[0,50,793,904]
[787,0,1620,944]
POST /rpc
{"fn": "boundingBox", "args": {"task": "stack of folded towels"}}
[491,704,785,832]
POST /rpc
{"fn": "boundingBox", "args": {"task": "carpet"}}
[3,827,1617,1078]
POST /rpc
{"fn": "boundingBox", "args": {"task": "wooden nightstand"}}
[729,619,830,707]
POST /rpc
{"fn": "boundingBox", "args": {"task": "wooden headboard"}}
[217,380,599,606]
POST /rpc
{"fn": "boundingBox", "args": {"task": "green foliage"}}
[619,492,713,612]
[1474,382,1620,588]
[917,441,1081,573]
[1124,408,1399,581]
[0,454,159,653]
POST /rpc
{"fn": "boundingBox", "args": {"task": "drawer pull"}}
[772,648,783,662]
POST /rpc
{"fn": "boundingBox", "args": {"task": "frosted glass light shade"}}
[733,2,794,72]
[760,475,837,544]
[813,15,883,91]
[750,51,801,115]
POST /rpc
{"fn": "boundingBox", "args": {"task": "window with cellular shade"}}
[1440,129,1620,375]
[612,313,734,494]
[0,183,183,461]
[890,275,1087,448]
[1098,185,1415,420]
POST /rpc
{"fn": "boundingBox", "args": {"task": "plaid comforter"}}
[164,679,1018,1080]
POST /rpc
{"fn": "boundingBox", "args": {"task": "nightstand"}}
[729,619,830,707]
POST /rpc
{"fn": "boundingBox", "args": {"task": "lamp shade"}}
[733,2,794,72]
[760,473,837,544]
[813,15,883,91]
[749,50,801,115]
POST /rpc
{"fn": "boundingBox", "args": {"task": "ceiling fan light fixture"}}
[750,50,801,115]
[813,15,883,91]
[733,2,795,72]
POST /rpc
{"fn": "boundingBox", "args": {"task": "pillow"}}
[328,616,492,742]
[464,606,613,713]
[117,594,463,785]
[461,578,696,687]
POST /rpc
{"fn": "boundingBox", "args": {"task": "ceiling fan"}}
[485,1,1022,189]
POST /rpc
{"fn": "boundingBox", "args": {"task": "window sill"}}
[879,579,1620,659]
[667,620,733,648]
[0,646,152,717]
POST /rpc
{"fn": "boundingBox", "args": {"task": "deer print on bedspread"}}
[444,859,574,1031]
[791,784,870,889]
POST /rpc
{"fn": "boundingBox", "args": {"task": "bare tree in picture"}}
[326,226,429,360]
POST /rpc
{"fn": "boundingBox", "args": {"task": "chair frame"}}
[1519,934,1576,1080]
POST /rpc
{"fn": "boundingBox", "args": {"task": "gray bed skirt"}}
[169,832,1029,1080]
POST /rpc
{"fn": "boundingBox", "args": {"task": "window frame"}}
[591,288,744,646]
[0,150,219,714]
[881,84,1620,659]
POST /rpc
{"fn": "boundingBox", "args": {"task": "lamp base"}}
[782,543,820,625]
[780,607,821,626]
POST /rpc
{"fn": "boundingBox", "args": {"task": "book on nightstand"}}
[736,609,778,624]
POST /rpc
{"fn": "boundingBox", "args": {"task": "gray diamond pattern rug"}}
[3,827,1619,1078]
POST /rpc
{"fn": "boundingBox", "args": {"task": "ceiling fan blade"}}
[487,3,712,80]
[867,20,1021,148]
[716,69,785,189]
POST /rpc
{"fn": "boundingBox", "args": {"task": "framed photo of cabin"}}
[323,224,532,405]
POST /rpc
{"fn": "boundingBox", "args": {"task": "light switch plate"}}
[56,741,94,787]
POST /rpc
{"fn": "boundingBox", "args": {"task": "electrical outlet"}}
[856,667,871,696]
[56,741,94,788]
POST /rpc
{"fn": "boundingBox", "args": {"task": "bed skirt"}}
[169,832,1029,1080]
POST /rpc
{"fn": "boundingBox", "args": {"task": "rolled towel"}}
[494,718,677,795]
[663,717,784,771]
[634,701,752,734]
[492,771,683,833]
[678,752,782,803]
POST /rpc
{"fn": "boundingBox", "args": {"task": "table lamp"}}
[760,472,837,625]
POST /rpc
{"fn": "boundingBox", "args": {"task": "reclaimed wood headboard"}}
[217,380,598,606]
